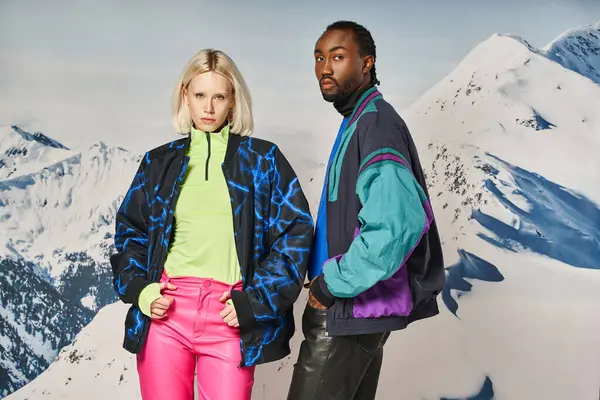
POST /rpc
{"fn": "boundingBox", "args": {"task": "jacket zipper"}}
[205,132,211,181]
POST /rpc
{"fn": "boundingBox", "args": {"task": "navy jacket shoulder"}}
[356,98,417,171]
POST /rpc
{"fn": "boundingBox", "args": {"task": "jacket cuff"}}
[127,276,153,308]
[230,289,256,332]
[309,273,336,308]
[138,283,162,317]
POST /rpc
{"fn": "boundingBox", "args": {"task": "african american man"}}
[286,20,446,400]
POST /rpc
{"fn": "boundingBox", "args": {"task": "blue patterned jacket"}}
[109,132,314,367]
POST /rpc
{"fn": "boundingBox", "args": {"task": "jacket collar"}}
[333,83,375,118]
[177,131,242,170]
[347,86,381,125]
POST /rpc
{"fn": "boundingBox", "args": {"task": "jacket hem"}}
[326,298,439,336]
[245,340,291,367]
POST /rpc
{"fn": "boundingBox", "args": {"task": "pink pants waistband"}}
[160,269,243,292]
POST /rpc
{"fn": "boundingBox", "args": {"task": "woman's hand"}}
[219,291,239,327]
[150,281,177,319]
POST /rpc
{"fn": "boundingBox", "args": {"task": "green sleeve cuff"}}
[138,282,162,317]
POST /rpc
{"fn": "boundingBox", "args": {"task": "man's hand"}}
[219,291,240,327]
[307,277,328,310]
[150,281,178,319]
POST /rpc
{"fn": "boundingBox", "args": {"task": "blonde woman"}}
[110,49,313,400]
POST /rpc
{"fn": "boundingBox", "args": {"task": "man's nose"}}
[321,59,333,76]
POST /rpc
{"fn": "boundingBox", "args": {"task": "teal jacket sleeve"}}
[310,148,431,305]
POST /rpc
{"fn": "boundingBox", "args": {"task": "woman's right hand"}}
[150,281,178,319]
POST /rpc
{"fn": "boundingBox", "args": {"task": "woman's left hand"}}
[219,291,239,327]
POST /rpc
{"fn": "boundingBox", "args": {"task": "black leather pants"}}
[287,303,390,400]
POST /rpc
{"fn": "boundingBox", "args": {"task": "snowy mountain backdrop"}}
[3,20,600,400]
[0,126,142,397]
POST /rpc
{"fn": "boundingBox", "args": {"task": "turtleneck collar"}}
[333,83,375,118]
[190,123,229,149]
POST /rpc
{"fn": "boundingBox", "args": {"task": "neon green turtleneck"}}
[138,124,241,316]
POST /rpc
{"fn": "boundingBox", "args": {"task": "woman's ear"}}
[182,87,189,106]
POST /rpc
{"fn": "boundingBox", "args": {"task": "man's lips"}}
[320,79,336,90]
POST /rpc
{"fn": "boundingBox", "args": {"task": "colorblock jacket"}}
[110,133,314,367]
[310,87,446,336]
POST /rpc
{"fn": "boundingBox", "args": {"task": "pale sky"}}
[1,0,599,157]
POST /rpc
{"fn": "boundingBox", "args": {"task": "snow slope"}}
[1,302,140,400]
[6,20,600,400]
[0,258,92,398]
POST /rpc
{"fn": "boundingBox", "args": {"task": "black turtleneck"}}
[333,84,374,117]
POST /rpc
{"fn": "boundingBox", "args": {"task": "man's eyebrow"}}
[314,45,347,54]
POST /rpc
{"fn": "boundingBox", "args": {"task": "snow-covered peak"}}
[407,23,600,154]
[0,126,70,179]
[10,125,69,150]
[415,20,600,103]
[542,20,600,84]
[84,140,133,163]
[463,33,533,68]
[496,32,540,54]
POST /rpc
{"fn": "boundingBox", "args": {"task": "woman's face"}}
[184,71,234,132]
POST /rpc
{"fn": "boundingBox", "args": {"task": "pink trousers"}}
[136,271,255,400]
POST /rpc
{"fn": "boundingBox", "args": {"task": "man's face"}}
[314,29,370,103]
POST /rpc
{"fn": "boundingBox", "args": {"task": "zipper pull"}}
[205,132,211,181]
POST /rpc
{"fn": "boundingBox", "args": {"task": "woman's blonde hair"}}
[171,49,253,136]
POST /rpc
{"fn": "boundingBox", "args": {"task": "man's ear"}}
[362,55,374,74]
